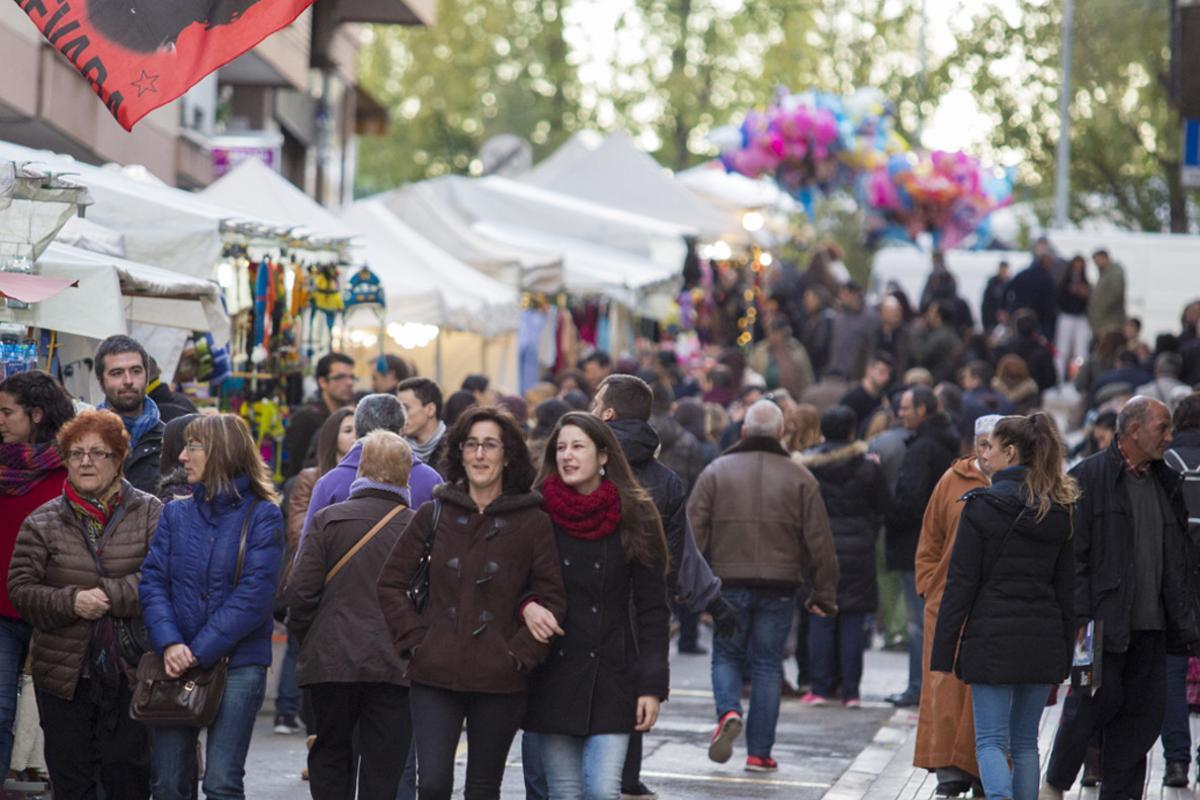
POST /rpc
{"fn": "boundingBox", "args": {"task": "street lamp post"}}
[1054,0,1075,228]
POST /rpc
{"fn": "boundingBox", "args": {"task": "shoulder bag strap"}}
[324,504,406,586]
[964,505,1027,623]
[424,500,443,558]
[233,499,260,587]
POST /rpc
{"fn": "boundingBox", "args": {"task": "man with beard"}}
[94,335,163,495]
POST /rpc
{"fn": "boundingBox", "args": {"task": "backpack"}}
[1165,448,1200,539]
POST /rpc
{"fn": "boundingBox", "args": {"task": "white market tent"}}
[0,140,312,281]
[339,198,518,337]
[418,174,691,272]
[35,242,230,342]
[200,159,358,242]
[474,221,679,312]
[378,182,564,293]
[522,131,741,243]
[676,160,796,214]
[870,229,1200,343]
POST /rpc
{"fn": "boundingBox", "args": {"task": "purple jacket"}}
[298,441,442,556]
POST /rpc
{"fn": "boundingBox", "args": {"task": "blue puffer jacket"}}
[140,475,283,669]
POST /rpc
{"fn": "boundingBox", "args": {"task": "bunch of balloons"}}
[863,151,1014,249]
[711,88,905,216]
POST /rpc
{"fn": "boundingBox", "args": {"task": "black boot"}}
[1164,761,1189,788]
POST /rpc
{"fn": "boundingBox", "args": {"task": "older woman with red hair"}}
[9,409,163,800]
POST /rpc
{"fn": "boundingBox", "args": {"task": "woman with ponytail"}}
[931,413,1080,800]
[522,411,670,800]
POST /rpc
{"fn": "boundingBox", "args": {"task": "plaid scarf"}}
[101,395,161,449]
[64,481,121,548]
[1117,436,1151,479]
[0,442,65,496]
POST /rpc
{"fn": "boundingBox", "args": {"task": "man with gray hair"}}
[1042,396,1200,798]
[297,394,443,558]
[688,399,838,772]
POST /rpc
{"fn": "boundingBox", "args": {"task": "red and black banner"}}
[15,0,314,131]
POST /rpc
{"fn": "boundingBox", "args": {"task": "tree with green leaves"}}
[947,0,1197,232]
[355,0,583,195]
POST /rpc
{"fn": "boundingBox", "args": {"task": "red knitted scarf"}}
[541,473,621,541]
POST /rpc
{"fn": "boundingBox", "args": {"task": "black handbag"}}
[406,500,442,613]
[130,500,258,727]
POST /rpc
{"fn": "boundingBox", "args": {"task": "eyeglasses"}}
[184,442,205,453]
[460,438,503,454]
[326,373,355,382]
[66,449,115,464]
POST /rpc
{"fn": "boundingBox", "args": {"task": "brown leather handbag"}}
[130,500,258,727]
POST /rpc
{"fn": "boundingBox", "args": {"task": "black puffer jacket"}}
[609,418,687,594]
[796,441,889,613]
[885,413,960,571]
[1070,438,1200,655]
[931,468,1075,684]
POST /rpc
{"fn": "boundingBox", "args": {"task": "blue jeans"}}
[1162,654,1191,764]
[541,733,630,800]
[523,731,548,800]
[151,665,267,800]
[808,612,870,701]
[0,617,30,778]
[711,587,795,758]
[275,632,300,718]
[971,683,1050,800]
[901,571,924,697]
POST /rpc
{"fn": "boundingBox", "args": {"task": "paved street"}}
[244,625,907,798]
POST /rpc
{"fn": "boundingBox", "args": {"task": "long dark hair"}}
[0,371,75,444]
[535,412,668,571]
[442,406,536,493]
[992,413,1080,521]
[314,407,354,476]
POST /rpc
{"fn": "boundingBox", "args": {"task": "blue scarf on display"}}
[101,395,161,448]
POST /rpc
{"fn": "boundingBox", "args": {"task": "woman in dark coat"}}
[795,406,889,706]
[522,412,670,800]
[931,413,1079,800]
[286,430,416,800]
[376,406,566,800]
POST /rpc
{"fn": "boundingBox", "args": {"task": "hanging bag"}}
[406,500,442,613]
[130,500,259,727]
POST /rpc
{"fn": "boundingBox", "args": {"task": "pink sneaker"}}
[745,755,779,772]
[708,711,743,763]
[800,692,829,706]
[843,698,862,708]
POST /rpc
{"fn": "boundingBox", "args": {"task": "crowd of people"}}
[0,237,1198,800]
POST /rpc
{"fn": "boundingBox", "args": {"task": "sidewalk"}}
[823,695,1200,799]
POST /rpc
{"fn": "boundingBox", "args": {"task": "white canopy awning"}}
[339,199,519,337]
[523,132,740,243]
[200,159,358,242]
[417,175,690,273]
[32,242,230,342]
[378,182,564,293]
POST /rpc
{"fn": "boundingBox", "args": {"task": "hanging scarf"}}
[407,421,447,466]
[100,395,161,449]
[0,442,65,496]
[540,473,621,541]
[64,481,122,548]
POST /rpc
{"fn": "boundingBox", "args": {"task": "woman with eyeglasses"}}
[0,371,75,784]
[139,414,283,800]
[377,406,566,800]
[9,409,162,799]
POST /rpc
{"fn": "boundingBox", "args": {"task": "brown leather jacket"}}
[8,481,162,700]
[687,436,839,613]
[376,483,566,695]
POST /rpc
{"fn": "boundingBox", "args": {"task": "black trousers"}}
[35,675,150,800]
[308,681,411,800]
[408,682,524,800]
[1045,630,1167,800]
